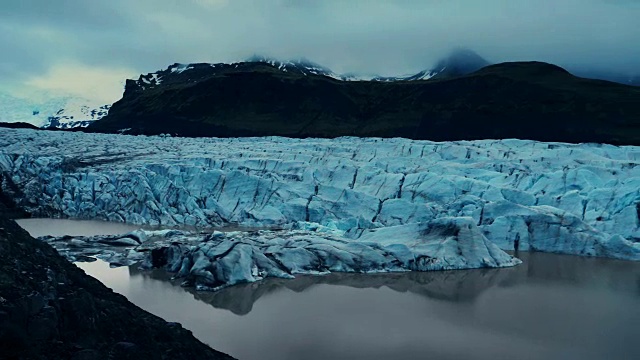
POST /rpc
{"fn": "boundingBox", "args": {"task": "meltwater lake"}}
[18,219,640,360]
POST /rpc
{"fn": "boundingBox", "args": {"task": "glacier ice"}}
[40,218,521,289]
[1,128,640,261]
[0,91,109,128]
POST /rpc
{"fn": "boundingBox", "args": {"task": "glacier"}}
[1,128,640,263]
[0,91,109,128]
[39,218,521,290]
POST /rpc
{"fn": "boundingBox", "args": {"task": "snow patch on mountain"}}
[246,55,340,78]
[372,70,439,82]
[242,56,445,82]
[170,64,195,74]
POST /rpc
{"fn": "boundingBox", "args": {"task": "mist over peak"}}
[0,0,638,100]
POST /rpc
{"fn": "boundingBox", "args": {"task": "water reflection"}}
[16,218,144,237]
[128,252,640,315]
[21,217,640,359]
[129,266,515,315]
[78,252,640,360]
[16,217,269,238]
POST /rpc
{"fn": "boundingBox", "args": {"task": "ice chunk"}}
[132,218,520,290]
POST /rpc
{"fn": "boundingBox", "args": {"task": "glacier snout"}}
[141,218,521,289]
[2,128,640,261]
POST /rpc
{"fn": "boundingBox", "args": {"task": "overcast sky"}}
[1,0,639,103]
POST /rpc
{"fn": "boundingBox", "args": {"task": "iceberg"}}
[41,218,521,290]
[1,128,640,261]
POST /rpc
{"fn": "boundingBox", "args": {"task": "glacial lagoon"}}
[16,218,144,237]
[18,219,640,360]
[77,254,640,360]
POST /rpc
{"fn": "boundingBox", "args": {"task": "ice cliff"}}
[1,128,639,261]
[39,218,521,289]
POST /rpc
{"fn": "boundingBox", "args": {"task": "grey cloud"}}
[1,0,639,88]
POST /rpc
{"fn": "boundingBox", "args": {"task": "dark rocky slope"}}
[0,174,29,219]
[0,214,235,360]
[89,61,640,144]
[0,122,40,130]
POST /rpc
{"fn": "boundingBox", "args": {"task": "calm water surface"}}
[75,253,640,360]
[16,218,143,237]
[19,219,640,360]
[16,218,268,238]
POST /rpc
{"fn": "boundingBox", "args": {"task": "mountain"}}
[110,50,490,99]
[429,48,492,79]
[130,57,344,95]
[89,60,640,145]
[42,103,111,129]
[247,55,340,78]
[132,51,639,89]
[0,91,110,129]
[370,68,440,82]
[372,48,490,82]
[0,121,40,130]
[245,49,489,82]
[570,69,640,87]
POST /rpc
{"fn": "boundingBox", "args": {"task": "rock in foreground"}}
[0,215,234,360]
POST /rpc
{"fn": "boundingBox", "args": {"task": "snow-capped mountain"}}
[339,72,383,81]
[131,56,347,91]
[42,102,111,129]
[370,69,441,82]
[247,55,340,78]
[131,62,226,92]
[343,49,489,81]
[0,90,110,129]
[368,49,491,82]
[129,49,491,91]
[428,48,491,78]
[114,48,640,100]
[248,50,488,82]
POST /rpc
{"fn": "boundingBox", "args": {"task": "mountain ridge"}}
[3,48,638,131]
[130,49,491,87]
[89,60,640,145]
[127,49,639,91]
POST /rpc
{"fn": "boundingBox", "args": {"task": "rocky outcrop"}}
[0,172,29,219]
[0,214,234,360]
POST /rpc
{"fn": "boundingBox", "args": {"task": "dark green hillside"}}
[90,61,640,145]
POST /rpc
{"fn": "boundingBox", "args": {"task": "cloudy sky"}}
[1,0,639,104]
